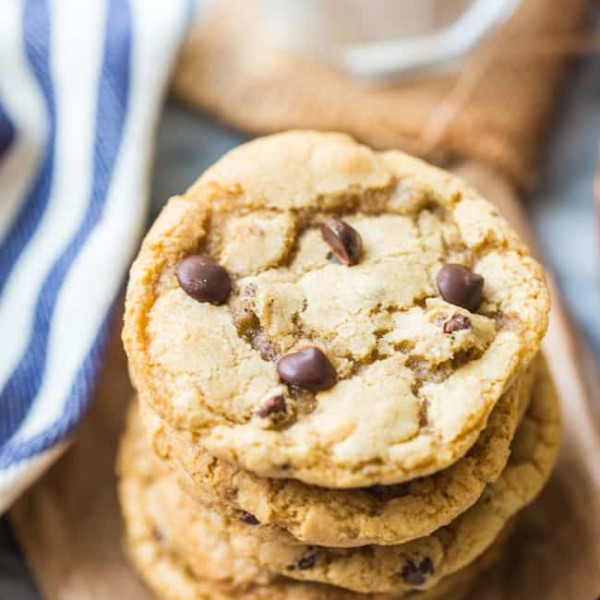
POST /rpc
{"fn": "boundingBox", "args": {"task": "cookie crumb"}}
[255,394,286,418]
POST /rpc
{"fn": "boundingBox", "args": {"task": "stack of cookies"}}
[118,132,560,600]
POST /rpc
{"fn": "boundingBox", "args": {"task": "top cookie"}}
[123,131,549,488]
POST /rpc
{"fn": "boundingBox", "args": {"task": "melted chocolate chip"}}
[288,548,318,571]
[239,511,260,525]
[443,313,472,334]
[255,394,286,418]
[176,254,231,305]
[276,347,337,391]
[151,526,164,542]
[297,553,317,570]
[436,264,483,312]
[321,219,362,266]
[401,557,434,586]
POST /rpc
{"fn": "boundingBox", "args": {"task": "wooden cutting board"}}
[10,163,600,600]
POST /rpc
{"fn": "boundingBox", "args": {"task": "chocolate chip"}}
[401,557,434,586]
[436,264,483,312]
[255,394,286,418]
[151,526,164,542]
[443,313,472,334]
[297,552,317,570]
[288,548,318,571]
[321,218,362,266]
[239,511,260,525]
[176,254,231,305]
[276,347,337,391]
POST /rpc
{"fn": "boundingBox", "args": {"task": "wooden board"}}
[10,164,600,600]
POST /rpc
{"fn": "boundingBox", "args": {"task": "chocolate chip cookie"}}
[118,424,514,600]
[123,131,550,488]
[141,359,537,548]
[119,358,559,595]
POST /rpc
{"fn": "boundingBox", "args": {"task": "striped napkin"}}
[0,0,194,513]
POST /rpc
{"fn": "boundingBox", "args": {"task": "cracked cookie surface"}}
[141,359,537,548]
[119,359,559,595]
[123,131,550,487]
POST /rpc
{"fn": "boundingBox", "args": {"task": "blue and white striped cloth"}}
[0,0,194,512]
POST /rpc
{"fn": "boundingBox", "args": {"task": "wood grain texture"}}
[10,164,600,600]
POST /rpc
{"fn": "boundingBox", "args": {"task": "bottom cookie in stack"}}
[117,356,560,599]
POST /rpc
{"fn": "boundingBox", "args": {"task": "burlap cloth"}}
[173,0,590,187]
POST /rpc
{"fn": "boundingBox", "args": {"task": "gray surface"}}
[529,54,600,360]
[1,53,597,600]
